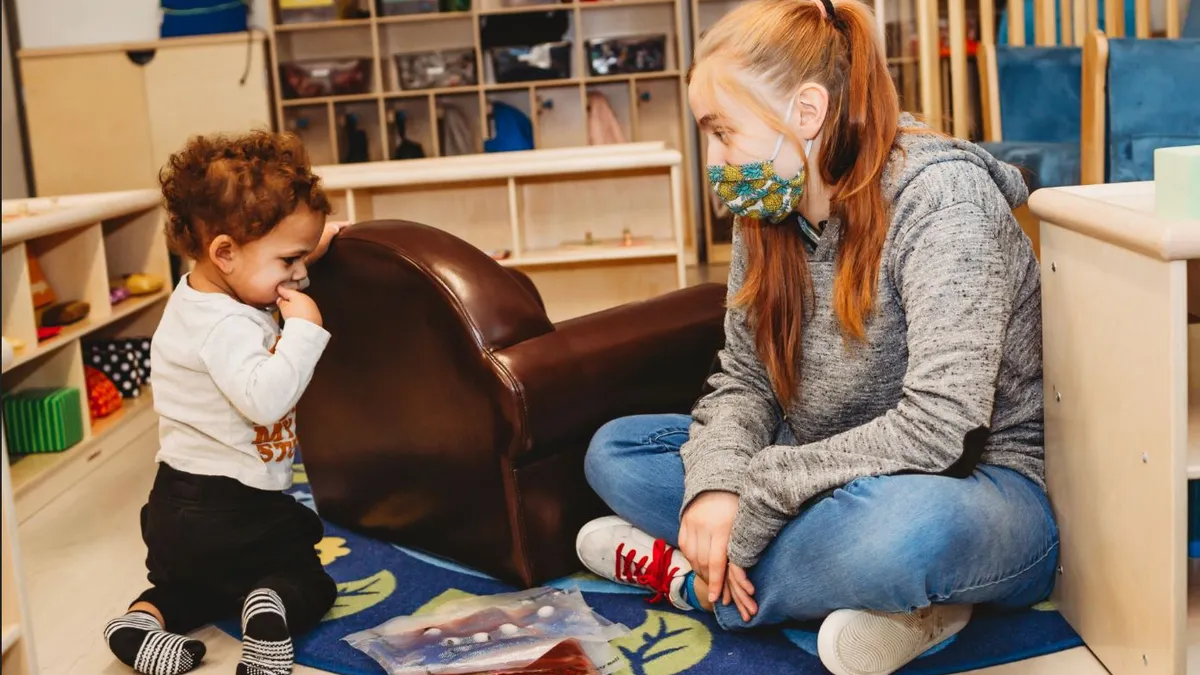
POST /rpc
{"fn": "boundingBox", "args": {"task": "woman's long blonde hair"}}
[691,0,899,407]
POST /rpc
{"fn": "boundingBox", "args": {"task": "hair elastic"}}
[817,0,849,32]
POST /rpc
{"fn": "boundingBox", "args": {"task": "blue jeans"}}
[584,414,1059,631]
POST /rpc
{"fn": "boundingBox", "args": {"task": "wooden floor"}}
[17,429,1110,675]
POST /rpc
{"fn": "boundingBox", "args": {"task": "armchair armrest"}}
[493,283,727,463]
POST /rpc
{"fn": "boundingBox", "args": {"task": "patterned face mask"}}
[706,103,813,224]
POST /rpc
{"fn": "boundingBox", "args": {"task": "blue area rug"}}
[217,461,1083,674]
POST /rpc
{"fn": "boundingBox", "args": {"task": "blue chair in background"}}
[1080,30,1200,183]
[997,0,1136,45]
[977,44,1083,189]
[1184,0,1200,37]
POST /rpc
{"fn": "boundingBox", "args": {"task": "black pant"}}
[134,463,336,636]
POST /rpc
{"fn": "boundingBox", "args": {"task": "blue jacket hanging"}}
[484,101,534,153]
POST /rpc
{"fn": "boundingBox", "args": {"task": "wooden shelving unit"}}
[314,142,688,321]
[688,0,930,263]
[1029,181,1199,675]
[267,0,689,166]
[2,190,168,523]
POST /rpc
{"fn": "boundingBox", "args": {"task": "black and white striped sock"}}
[237,589,294,675]
[103,610,205,675]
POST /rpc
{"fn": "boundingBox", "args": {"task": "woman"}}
[573,1,1058,674]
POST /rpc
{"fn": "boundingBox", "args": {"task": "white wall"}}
[2,4,29,199]
[14,0,272,50]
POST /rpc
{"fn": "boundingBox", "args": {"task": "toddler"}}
[103,131,346,675]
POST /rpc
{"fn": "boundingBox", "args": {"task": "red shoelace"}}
[614,538,680,604]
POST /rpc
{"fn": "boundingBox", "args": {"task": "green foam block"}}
[2,387,84,454]
[1155,145,1200,220]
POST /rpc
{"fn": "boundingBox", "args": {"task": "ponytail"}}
[821,0,900,340]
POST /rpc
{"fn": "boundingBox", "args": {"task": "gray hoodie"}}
[681,119,1045,568]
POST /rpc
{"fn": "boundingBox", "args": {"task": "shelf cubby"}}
[380,14,476,93]
[102,209,171,284]
[283,104,339,166]
[335,101,388,164]
[1,244,37,354]
[585,82,634,143]
[579,2,678,72]
[26,225,110,329]
[435,92,485,156]
[633,78,684,148]
[533,85,587,148]
[1,190,167,521]
[274,23,380,106]
[384,98,437,160]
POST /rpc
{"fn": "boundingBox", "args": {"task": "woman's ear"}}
[208,235,238,274]
[791,83,830,142]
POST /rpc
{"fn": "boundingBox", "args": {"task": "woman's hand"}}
[306,221,350,266]
[678,491,739,604]
[723,564,757,622]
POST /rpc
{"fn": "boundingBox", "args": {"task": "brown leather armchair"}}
[298,220,726,587]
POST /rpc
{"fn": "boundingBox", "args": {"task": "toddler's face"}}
[227,207,325,308]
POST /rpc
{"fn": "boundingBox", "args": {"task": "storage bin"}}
[500,0,563,7]
[586,34,667,77]
[279,58,373,99]
[395,49,477,89]
[276,0,338,23]
[378,0,438,15]
[161,0,249,38]
[84,337,152,399]
[489,41,571,84]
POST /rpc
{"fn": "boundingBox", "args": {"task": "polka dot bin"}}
[82,337,152,399]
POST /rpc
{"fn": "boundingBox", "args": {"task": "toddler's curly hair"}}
[160,131,332,260]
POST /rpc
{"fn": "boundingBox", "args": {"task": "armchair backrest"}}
[295,220,554,542]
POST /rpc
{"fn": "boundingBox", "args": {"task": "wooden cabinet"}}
[1029,181,1199,675]
[19,33,272,197]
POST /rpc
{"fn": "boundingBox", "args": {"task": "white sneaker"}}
[817,604,973,675]
[575,516,693,611]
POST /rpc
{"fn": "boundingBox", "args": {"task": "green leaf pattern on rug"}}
[610,610,712,675]
[324,570,398,621]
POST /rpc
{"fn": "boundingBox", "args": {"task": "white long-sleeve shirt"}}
[151,275,330,491]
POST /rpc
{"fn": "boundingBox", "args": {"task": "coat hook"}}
[639,91,652,102]
[538,97,554,111]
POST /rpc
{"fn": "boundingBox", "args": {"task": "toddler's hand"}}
[305,221,350,265]
[277,285,323,327]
